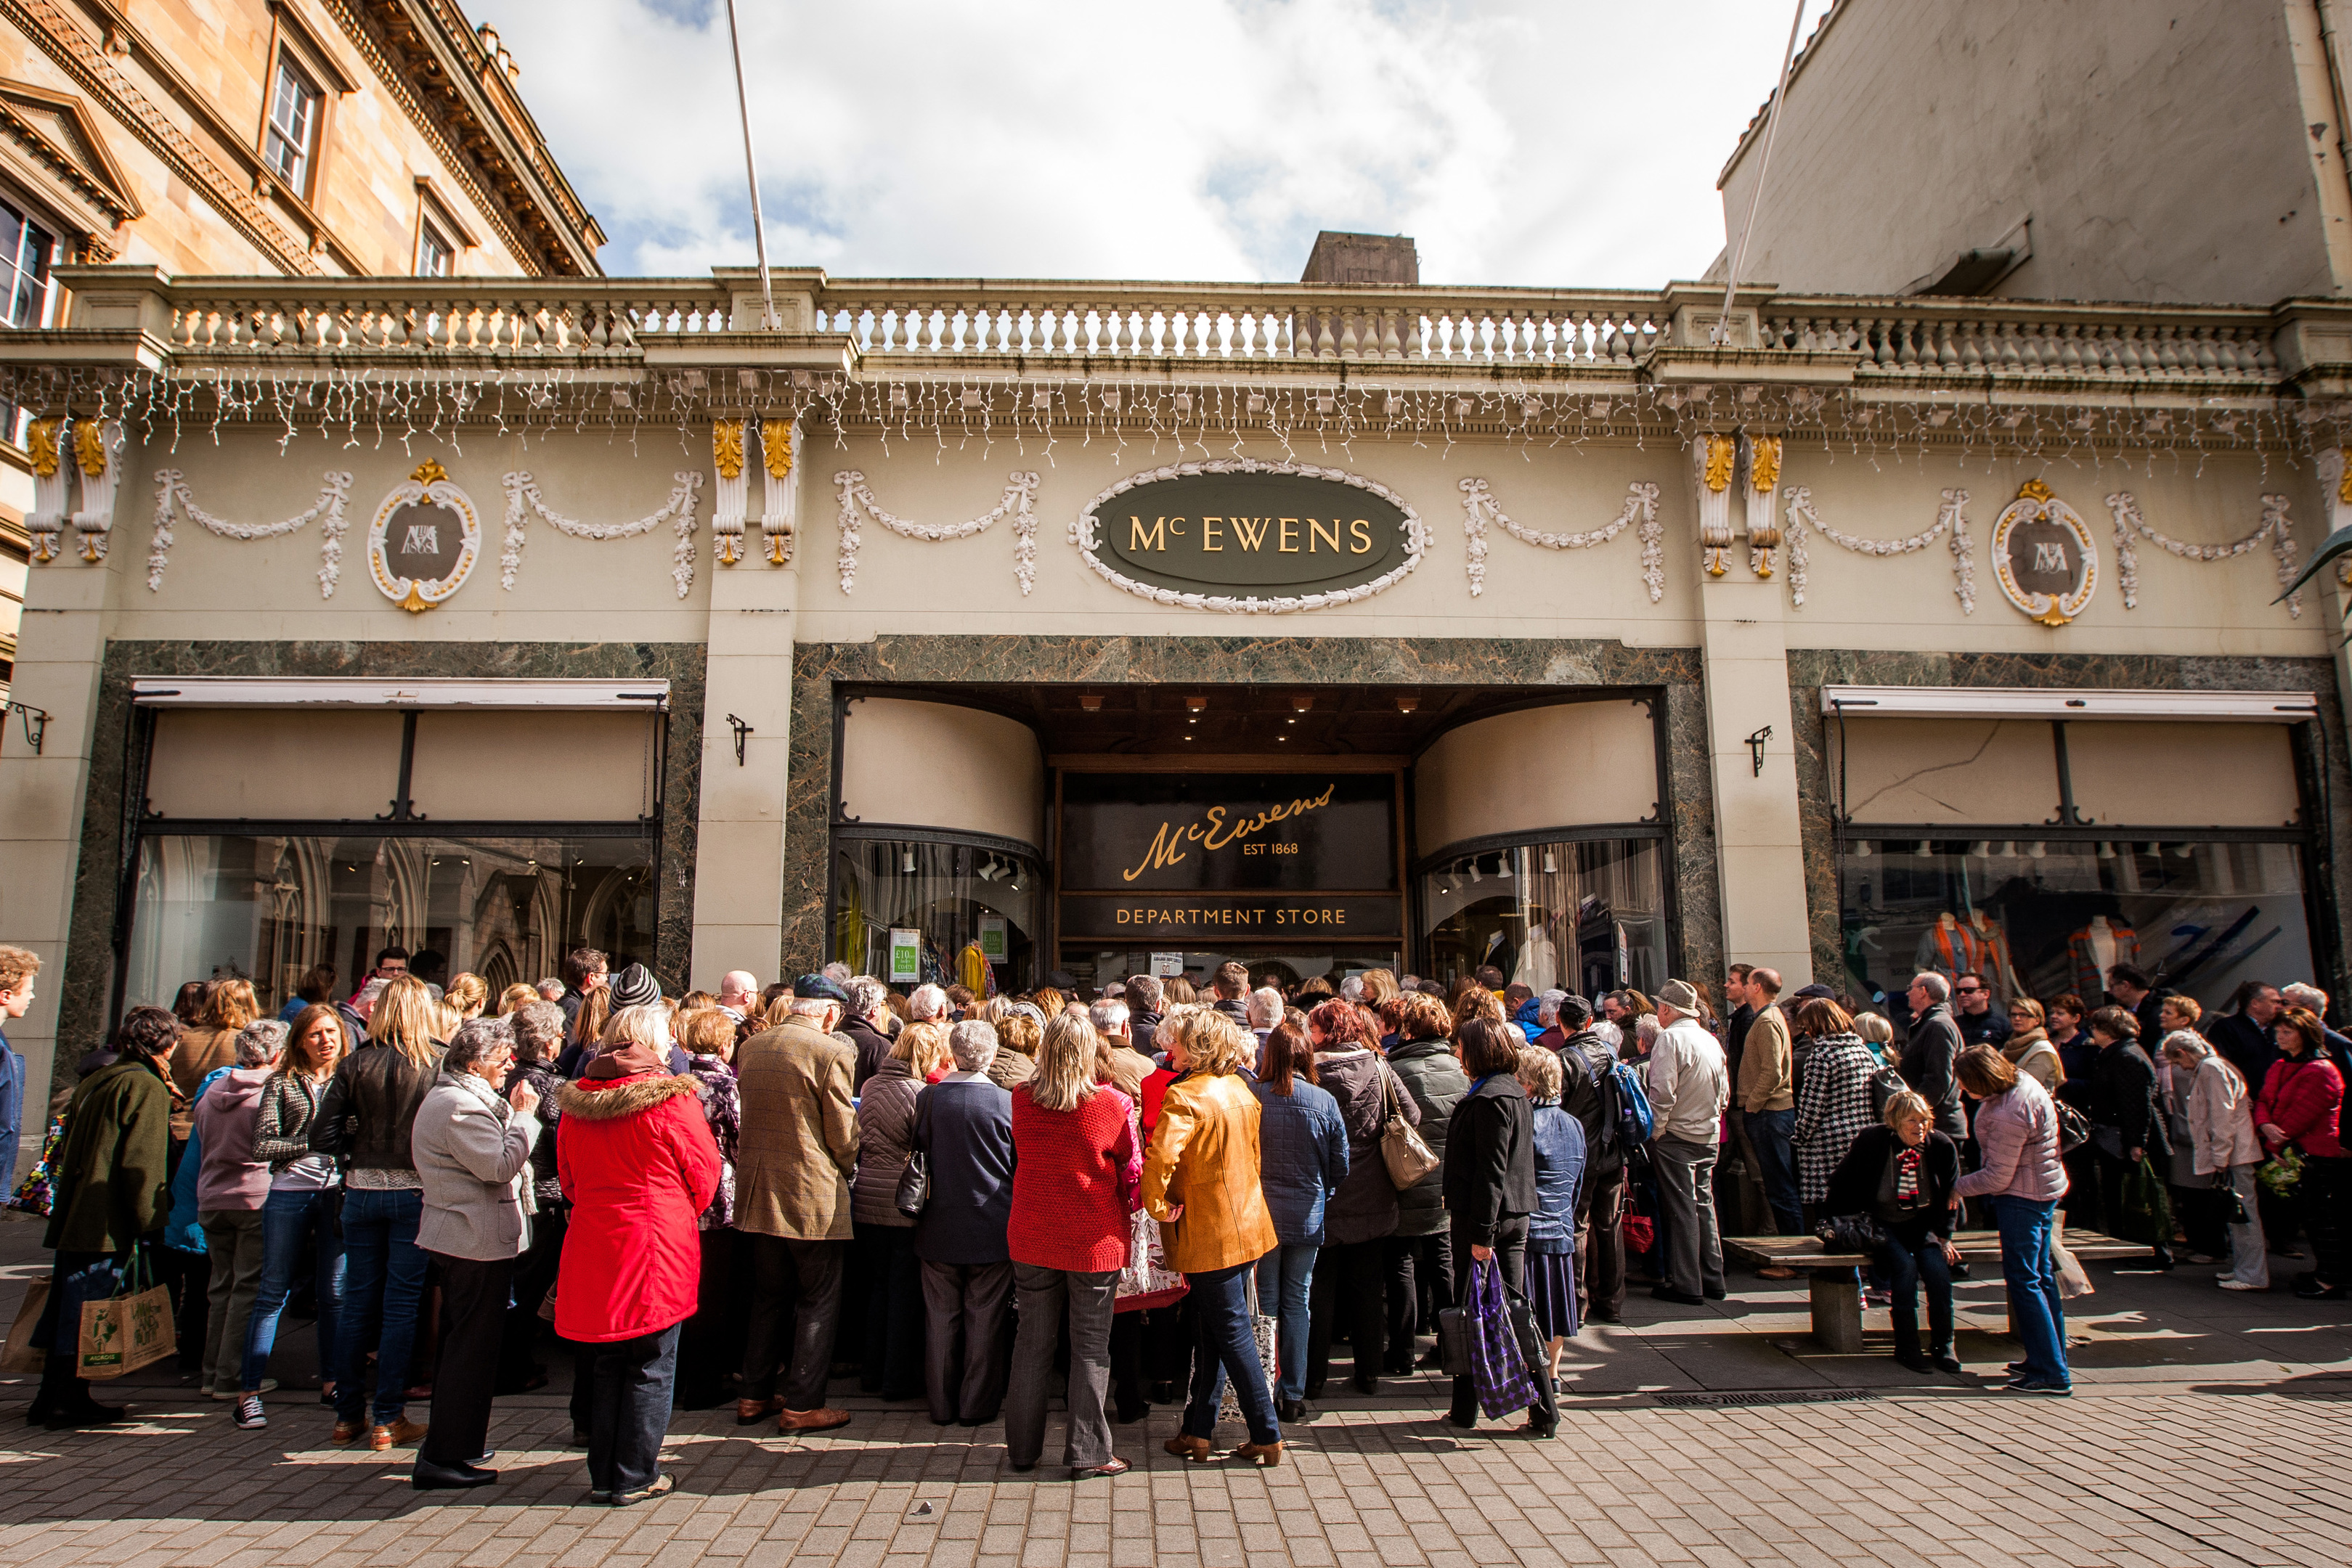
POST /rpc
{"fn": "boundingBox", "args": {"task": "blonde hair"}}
[893,1019,952,1079]
[996,1011,1042,1057]
[434,1003,465,1040]
[444,973,488,1018]
[2162,994,2204,1025]
[678,1008,735,1058]
[497,982,542,1016]
[1183,1011,1254,1077]
[1883,1088,1934,1128]
[1516,1045,1563,1102]
[369,974,442,1063]
[1854,1011,1895,1046]
[206,977,259,1032]
[606,1003,671,1054]
[1029,1012,1102,1112]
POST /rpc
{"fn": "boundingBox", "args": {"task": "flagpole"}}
[1714,0,1808,346]
[724,0,777,330]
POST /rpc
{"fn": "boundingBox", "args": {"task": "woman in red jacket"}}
[553,1005,721,1505]
[1004,1011,1141,1479]
[2254,1008,2348,1301]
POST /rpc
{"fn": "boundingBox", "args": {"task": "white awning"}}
[1819,685,2319,722]
[130,677,669,710]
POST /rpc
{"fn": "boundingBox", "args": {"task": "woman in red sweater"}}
[1004,1010,1141,1479]
[2254,1008,2348,1301]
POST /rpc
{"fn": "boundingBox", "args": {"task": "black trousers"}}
[420,1252,514,1468]
[676,1228,746,1410]
[1383,1232,1452,1365]
[740,1234,845,1411]
[851,1222,924,1400]
[498,1203,565,1393]
[919,1259,1014,1424]
[2092,1148,2174,1265]
[1447,1215,1557,1431]
[1575,1164,1628,1320]
[1306,1238,1386,1390]
[2303,1153,2352,1288]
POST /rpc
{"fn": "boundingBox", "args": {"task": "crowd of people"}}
[6,941,2345,1504]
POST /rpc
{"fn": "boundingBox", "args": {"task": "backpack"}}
[1606,1058,1656,1148]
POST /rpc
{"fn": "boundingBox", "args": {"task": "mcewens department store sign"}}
[1058,773,1404,942]
[1074,459,1428,611]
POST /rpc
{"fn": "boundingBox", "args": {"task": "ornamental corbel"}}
[711,420,747,565]
[759,417,798,565]
[1743,435,1783,577]
[23,418,68,562]
[70,420,123,563]
[1693,433,1735,576]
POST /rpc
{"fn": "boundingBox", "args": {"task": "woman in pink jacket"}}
[553,1005,721,1506]
[1954,1044,2070,1395]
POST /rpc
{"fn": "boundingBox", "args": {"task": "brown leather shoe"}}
[1230,1440,1282,1467]
[370,1416,428,1451]
[330,1421,365,1447]
[734,1396,784,1426]
[1163,1434,1213,1463]
[776,1406,851,1434]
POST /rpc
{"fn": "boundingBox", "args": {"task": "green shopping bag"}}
[2112,1154,2174,1247]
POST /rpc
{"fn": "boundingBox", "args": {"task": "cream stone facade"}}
[4,264,2351,1161]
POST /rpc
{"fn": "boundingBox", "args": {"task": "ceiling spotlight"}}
[2096,841,2115,859]
[1542,850,1558,874]
[1080,694,1103,712]
[1852,841,1873,858]
[1007,871,1022,891]
[1186,696,1208,713]
[1497,854,1513,880]
[1915,841,1933,857]
[1996,841,2014,857]
[2142,841,2161,856]
[2170,842,2195,859]
[1395,696,1419,713]
[1970,841,1992,859]
[1470,860,1483,883]
[2027,841,2047,859]
[900,848,916,873]
[1292,696,1313,713]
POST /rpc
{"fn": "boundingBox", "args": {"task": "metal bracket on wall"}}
[726,713,752,767]
[1746,724,1772,777]
[5,700,50,754]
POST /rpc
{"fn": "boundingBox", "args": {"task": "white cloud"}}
[471,0,1826,286]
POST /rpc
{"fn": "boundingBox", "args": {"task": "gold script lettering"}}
[1120,784,1338,882]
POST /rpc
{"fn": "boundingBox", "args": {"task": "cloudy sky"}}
[469,0,1831,287]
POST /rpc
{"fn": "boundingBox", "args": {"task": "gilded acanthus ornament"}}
[74,420,107,476]
[410,459,451,486]
[1694,435,1735,576]
[1701,434,1735,493]
[25,420,59,479]
[1749,435,1781,494]
[760,420,795,479]
[712,420,746,481]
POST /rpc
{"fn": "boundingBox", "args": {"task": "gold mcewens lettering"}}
[1120,783,1338,882]
[1350,518,1372,554]
[1202,516,1224,552]
[1232,516,1269,550]
[1278,518,1299,552]
[1128,515,1165,552]
[1309,517,1340,553]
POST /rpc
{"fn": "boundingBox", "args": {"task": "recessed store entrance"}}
[828,682,1675,997]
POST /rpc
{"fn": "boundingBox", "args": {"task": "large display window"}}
[832,833,1041,993]
[1418,835,1669,996]
[126,830,656,1011]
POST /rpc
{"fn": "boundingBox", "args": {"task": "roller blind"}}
[146,709,407,820]
[1831,718,2059,826]
[2064,722,2300,829]
[407,710,656,821]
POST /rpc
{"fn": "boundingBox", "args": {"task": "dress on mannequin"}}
[2067,916,2140,1000]
[1969,911,2023,1003]
[1512,926,1561,993]
[1912,913,1986,979]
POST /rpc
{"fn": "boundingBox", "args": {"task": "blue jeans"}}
[1746,1107,1804,1238]
[1253,1244,1317,1402]
[1180,1260,1280,1445]
[585,1323,682,1495]
[242,1186,345,1391]
[336,1187,426,1424]
[1987,1195,2068,1387]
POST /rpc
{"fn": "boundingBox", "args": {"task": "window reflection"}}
[833,837,1040,992]
[1420,838,1668,996]
[128,833,655,1010]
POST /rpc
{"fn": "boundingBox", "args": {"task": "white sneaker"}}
[2218,1279,2268,1291]
[232,1394,269,1429]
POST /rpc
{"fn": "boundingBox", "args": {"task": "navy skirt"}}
[1523,1249,1579,1340]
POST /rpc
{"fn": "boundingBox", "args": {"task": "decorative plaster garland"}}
[1781,486,1974,613]
[1071,458,1428,613]
[499,470,706,597]
[832,469,1041,596]
[145,469,355,595]
[1458,476,1664,602]
[2103,491,2300,616]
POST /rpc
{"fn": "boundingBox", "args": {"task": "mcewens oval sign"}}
[1074,459,1428,613]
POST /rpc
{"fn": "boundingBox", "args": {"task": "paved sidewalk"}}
[3,1214,2347,1567]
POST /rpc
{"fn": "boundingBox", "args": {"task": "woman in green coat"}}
[29,1005,178,1429]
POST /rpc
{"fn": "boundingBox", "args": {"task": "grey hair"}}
[847,977,889,1018]
[1248,987,1284,1028]
[2160,1028,2212,1060]
[445,1016,515,1074]
[1090,998,1130,1034]
[534,976,564,1000]
[1911,972,1951,1003]
[1635,1015,1662,1050]
[234,1018,288,1068]
[789,996,839,1021]
[821,961,853,985]
[948,1018,1000,1073]
[908,983,950,1021]
[2283,981,2329,1014]
[1340,975,1365,1002]
[1537,989,1567,1026]
[510,1000,565,1061]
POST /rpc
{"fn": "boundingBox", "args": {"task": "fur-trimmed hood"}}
[556,1071,701,1122]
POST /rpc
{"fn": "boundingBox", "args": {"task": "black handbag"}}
[1815,1212,1886,1254]
[1866,1063,1908,1119]
[893,1151,929,1219]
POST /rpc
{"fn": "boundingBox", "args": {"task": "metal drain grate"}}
[1651,1388,1881,1408]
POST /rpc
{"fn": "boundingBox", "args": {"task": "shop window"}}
[126,831,656,1014]
[1838,838,2314,1013]
[833,836,1040,993]
[264,56,322,192]
[1418,836,1669,997]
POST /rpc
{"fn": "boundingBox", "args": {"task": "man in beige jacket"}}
[1735,968,1804,1255]
[734,982,859,1434]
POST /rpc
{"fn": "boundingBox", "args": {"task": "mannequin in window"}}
[2067,915,2141,1001]
[1512,920,1560,994]
[1967,910,2022,1004]
[1913,912,1985,979]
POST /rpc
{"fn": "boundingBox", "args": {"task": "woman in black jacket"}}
[1823,1090,1961,1375]
[2086,1005,2171,1269]
[1439,1017,1555,1438]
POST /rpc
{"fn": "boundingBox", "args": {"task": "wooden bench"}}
[1720,1228,2145,1352]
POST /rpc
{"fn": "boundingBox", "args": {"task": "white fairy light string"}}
[145,468,354,594]
[1458,476,1664,601]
